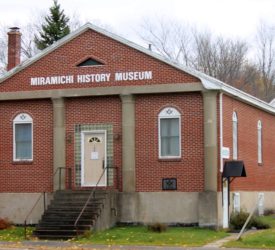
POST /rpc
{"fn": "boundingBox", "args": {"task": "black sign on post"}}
[222,161,247,178]
[222,160,247,223]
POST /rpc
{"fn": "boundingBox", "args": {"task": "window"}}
[233,192,240,213]
[258,193,264,216]
[257,120,262,164]
[232,112,238,160]
[158,107,181,158]
[13,113,33,161]
[77,58,104,67]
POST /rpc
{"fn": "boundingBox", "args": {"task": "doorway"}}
[81,130,107,186]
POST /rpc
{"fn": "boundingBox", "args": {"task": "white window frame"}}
[13,113,33,161]
[232,112,238,160]
[233,192,240,213]
[258,193,264,216]
[257,120,262,164]
[158,107,181,159]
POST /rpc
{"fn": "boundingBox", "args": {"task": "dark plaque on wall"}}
[162,178,177,190]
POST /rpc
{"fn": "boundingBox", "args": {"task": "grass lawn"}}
[74,226,228,247]
[0,225,228,247]
[224,215,275,249]
[0,226,33,241]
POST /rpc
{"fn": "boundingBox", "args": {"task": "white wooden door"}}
[81,131,106,186]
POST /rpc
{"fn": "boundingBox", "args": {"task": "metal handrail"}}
[74,166,110,230]
[24,192,46,239]
[23,167,73,239]
[53,167,72,190]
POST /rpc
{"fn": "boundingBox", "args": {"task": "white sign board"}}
[221,147,230,159]
[91,152,99,160]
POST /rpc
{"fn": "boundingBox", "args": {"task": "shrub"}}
[0,218,12,230]
[83,230,92,238]
[147,223,167,233]
[264,209,275,216]
[230,210,270,230]
[230,210,251,230]
[251,217,270,229]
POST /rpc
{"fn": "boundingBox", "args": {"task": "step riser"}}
[48,204,102,209]
[38,222,93,227]
[48,206,99,211]
[53,194,106,198]
[34,229,89,235]
[50,199,104,204]
[33,235,77,240]
[48,203,100,207]
[43,211,99,216]
[43,210,99,215]
[54,192,107,197]
[36,226,91,230]
[54,194,106,198]
[54,197,106,201]
[39,218,96,224]
[35,230,88,234]
[41,213,98,219]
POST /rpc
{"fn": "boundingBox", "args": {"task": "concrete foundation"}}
[230,191,275,214]
[94,191,118,231]
[217,191,275,228]
[198,191,218,228]
[0,193,53,224]
[118,192,199,224]
[2,191,275,227]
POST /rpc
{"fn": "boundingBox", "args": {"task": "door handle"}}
[102,159,105,169]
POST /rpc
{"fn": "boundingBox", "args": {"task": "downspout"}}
[220,92,229,228]
[220,92,223,172]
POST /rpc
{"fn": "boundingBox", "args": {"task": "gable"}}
[0,27,199,92]
[1,24,275,116]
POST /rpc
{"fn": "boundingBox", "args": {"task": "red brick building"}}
[0,24,274,230]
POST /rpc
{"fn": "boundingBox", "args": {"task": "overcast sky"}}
[1,0,275,44]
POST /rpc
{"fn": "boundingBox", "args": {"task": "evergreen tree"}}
[34,0,70,50]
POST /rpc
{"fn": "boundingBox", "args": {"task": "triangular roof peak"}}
[1,22,275,114]
[0,22,218,89]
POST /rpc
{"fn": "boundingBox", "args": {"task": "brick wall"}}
[0,29,199,92]
[0,99,53,192]
[222,94,275,191]
[0,27,205,193]
[1,25,275,195]
[65,96,122,190]
[64,93,205,192]
[135,93,204,192]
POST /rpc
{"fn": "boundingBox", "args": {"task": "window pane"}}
[15,123,32,159]
[258,127,262,164]
[233,121,238,160]
[160,118,179,156]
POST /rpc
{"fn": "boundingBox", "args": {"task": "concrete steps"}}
[33,190,107,240]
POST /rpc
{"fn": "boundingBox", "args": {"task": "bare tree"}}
[0,23,42,74]
[255,22,275,101]
[139,17,249,89]
[234,62,262,98]
[193,31,218,76]
[0,25,8,74]
[193,31,248,84]
[139,18,194,66]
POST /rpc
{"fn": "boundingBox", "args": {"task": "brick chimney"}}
[7,27,21,71]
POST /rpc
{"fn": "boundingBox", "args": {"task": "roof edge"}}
[0,23,93,83]
[0,22,275,114]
